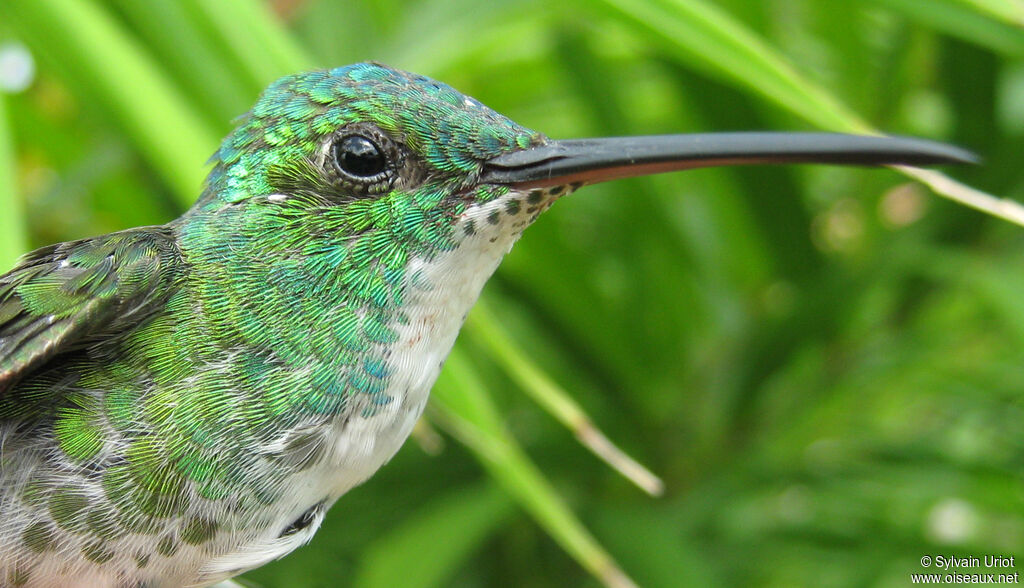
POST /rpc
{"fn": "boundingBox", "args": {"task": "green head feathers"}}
[203,62,544,207]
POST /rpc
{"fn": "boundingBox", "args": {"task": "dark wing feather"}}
[0,226,185,393]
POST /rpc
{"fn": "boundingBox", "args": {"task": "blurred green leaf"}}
[580,0,1018,225]
[582,0,869,131]
[432,349,638,588]
[353,483,514,588]
[0,94,26,269]
[2,0,220,207]
[105,0,255,128]
[870,0,1024,57]
[955,0,1024,26]
[592,505,720,587]
[181,0,312,86]
[467,301,663,496]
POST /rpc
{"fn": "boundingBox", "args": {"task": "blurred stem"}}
[467,302,664,496]
[2,0,219,208]
[432,349,639,588]
[895,165,1024,225]
[0,94,27,269]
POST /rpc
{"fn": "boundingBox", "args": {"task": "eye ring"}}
[332,134,388,180]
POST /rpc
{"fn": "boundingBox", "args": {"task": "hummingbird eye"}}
[333,135,387,179]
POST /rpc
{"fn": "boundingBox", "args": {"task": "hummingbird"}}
[0,62,973,587]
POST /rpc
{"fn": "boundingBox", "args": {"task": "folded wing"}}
[0,227,184,394]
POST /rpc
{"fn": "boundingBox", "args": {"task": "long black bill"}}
[481,132,977,188]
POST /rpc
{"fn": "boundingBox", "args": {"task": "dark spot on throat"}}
[280,501,325,538]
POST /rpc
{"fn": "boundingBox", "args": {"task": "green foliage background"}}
[0,0,1022,586]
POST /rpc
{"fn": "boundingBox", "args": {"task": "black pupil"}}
[335,135,385,177]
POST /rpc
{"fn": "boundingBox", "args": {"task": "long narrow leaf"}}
[105,0,255,128]
[467,302,664,496]
[432,349,638,588]
[0,94,26,269]
[353,483,514,588]
[182,0,312,88]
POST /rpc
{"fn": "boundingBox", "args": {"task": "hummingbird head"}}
[203,62,550,220]
[194,62,592,283]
